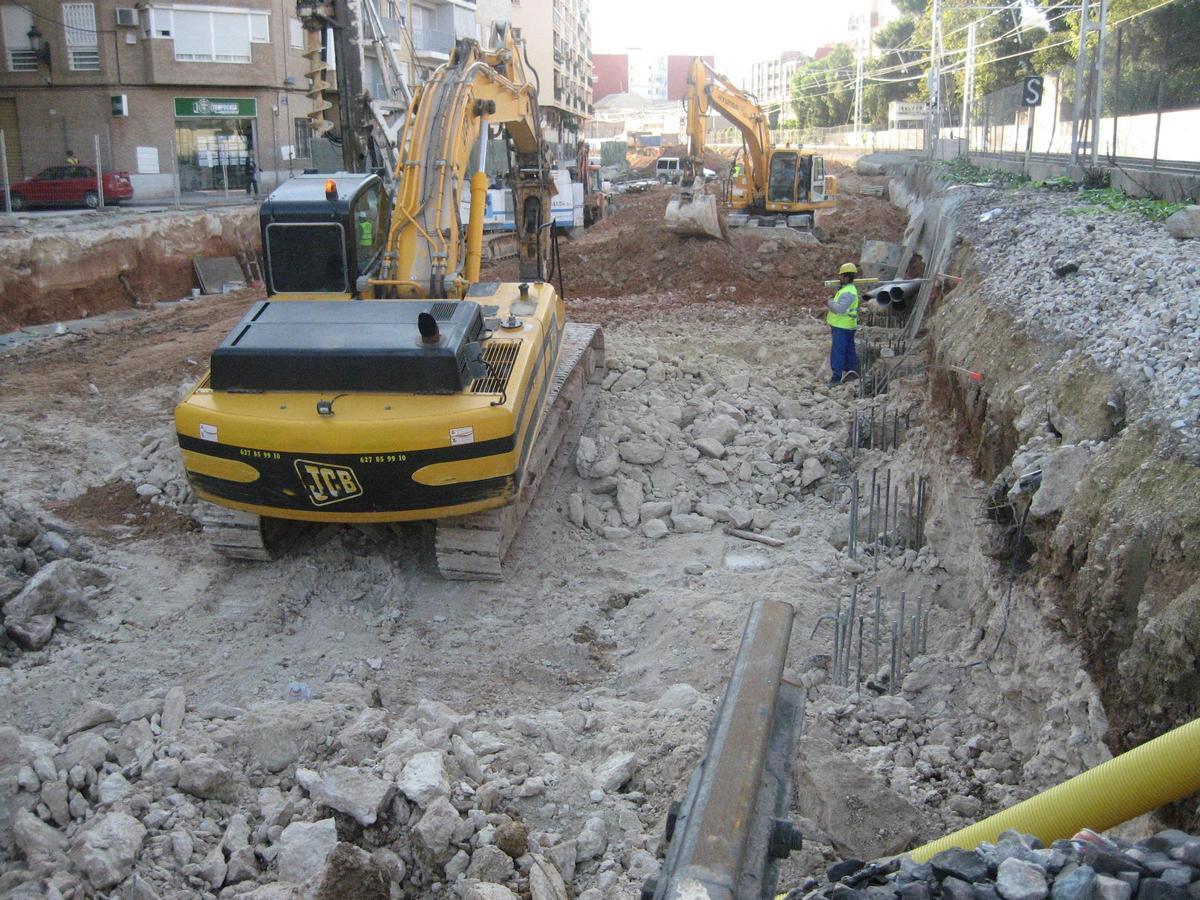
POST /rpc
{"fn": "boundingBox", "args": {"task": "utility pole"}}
[927,0,943,159]
[853,23,865,144]
[1071,0,1108,166]
[961,21,977,159]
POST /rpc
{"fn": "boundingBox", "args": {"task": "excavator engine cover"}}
[210,300,485,394]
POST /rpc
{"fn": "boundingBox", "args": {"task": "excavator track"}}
[198,505,276,561]
[435,322,606,580]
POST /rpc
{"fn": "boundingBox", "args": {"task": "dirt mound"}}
[484,166,906,326]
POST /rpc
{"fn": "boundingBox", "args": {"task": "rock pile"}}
[1,491,103,656]
[108,427,197,518]
[568,338,853,542]
[0,681,720,899]
[785,828,1200,900]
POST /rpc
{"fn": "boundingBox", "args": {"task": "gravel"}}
[785,830,1200,900]
[956,189,1200,447]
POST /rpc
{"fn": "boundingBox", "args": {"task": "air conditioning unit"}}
[115,7,138,26]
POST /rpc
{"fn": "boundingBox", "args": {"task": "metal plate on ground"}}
[193,257,246,295]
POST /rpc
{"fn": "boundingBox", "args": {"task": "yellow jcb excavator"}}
[666,58,837,240]
[173,25,605,580]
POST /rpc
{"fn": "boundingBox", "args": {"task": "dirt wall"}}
[919,195,1200,781]
[0,206,260,331]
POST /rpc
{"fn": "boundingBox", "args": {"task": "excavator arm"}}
[683,58,772,197]
[373,23,553,299]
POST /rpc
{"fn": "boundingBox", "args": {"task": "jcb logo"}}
[294,459,363,507]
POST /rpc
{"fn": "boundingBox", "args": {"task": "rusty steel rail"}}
[642,600,806,900]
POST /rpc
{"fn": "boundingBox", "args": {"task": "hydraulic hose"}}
[908,717,1200,862]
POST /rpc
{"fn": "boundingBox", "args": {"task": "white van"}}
[655,157,682,184]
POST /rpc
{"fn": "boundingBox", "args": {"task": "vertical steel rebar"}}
[890,622,899,694]
[922,608,929,653]
[913,594,924,658]
[893,482,901,551]
[908,476,915,551]
[870,406,876,450]
[916,476,924,550]
[883,470,891,553]
[849,476,859,558]
[833,595,843,684]
[893,409,899,450]
[855,616,864,692]
[845,587,858,686]
[873,587,882,674]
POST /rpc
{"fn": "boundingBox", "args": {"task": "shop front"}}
[174,97,257,192]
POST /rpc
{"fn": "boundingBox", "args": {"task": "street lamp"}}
[27,25,51,69]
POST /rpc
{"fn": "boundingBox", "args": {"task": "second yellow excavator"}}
[666,58,837,240]
[173,24,604,580]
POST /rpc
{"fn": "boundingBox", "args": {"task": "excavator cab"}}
[765,150,826,212]
[259,173,390,299]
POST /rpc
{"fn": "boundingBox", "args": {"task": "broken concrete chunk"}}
[276,818,338,884]
[69,811,146,889]
[594,751,637,793]
[297,765,395,827]
[161,686,186,733]
[3,559,97,623]
[396,749,450,807]
[178,755,236,801]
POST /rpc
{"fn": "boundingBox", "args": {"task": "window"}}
[293,118,312,158]
[2,5,37,71]
[352,184,385,272]
[144,6,173,37]
[62,3,100,70]
[266,223,347,293]
[173,7,265,63]
[289,17,303,48]
[249,13,268,43]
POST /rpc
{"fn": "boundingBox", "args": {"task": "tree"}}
[790,46,856,128]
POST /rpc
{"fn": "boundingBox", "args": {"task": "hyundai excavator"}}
[665,58,838,240]
[173,24,605,580]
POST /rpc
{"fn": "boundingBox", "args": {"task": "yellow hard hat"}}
[839,263,859,275]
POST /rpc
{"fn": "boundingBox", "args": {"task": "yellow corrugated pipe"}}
[908,718,1200,862]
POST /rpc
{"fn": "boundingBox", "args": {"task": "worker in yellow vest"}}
[826,262,860,385]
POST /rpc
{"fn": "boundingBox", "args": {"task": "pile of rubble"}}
[0,677,721,899]
[568,336,852,542]
[1,492,104,656]
[108,427,197,519]
[787,828,1200,900]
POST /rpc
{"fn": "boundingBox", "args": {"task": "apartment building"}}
[507,0,590,146]
[747,50,808,114]
[592,51,711,104]
[0,0,323,196]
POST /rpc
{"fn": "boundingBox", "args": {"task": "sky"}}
[590,0,873,84]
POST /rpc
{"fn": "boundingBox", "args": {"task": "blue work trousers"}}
[830,326,858,381]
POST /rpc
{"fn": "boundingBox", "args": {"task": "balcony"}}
[413,28,453,56]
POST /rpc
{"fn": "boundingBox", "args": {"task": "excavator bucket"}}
[665,191,725,240]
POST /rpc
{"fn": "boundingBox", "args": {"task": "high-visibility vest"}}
[826,283,860,330]
[357,218,374,247]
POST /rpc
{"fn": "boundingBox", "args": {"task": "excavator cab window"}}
[353,183,387,273]
[265,223,348,294]
[767,151,800,205]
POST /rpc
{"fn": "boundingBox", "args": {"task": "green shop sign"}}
[174,97,257,118]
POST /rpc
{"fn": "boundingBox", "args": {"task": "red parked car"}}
[3,165,134,210]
